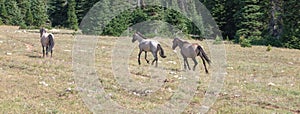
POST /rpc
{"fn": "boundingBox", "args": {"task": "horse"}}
[132,32,167,67]
[40,28,55,58]
[172,38,211,73]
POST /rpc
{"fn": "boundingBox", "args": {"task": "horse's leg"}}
[183,57,189,70]
[46,46,49,57]
[50,49,53,58]
[42,46,45,57]
[192,57,198,71]
[183,58,187,70]
[200,56,209,73]
[145,52,149,64]
[138,50,143,65]
[151,52,158,67]
[185,58,191,70]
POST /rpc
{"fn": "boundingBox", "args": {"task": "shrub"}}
[240,38,252,47]
[266,44,272,52]
[213,35,222,45]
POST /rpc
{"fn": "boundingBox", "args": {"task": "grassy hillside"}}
[0,26,299,113]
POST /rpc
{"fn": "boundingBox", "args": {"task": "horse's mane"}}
[175,37,190,44]
[136,32,147,39]
[40,28,46,33]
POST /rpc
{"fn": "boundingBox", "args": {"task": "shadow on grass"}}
[26,54,42,58]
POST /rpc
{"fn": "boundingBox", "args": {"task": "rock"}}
[6,52,12,56]
[166,61,177,64]
[39,81,49,87]
[268,82,276,86]
[174,75,179,78]
[227,67,234,70]
[145,90,153,94]
[234,94,241,97]
[167,87,173,92]
[169,71,177,75]
[66,87,72,92]
[64,50,71,52]
[178,76,186,80]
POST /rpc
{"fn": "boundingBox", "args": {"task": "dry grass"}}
[0,26,299,113]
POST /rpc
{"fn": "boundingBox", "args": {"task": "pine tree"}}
[48,0,68,27]
[5,0,25,26]
[234,0,264,44]
[31,0,48,27]
[67,0,79,30]
[0,0,8,24]
[75,0,86,24]
[24,1,34,26]
[281,0,300,49]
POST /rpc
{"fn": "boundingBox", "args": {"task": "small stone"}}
[66,87,72,92]
[145,90,153,94]
[227,67,234,70]
[39,81,49,87]
[6,52,12,55]
[268,82,276,86]
[234,94,241,97]
[169,71,176,75]
[167,88,173,92]
[174,75,179,78]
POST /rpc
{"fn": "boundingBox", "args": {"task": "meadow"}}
[0,26,299,113]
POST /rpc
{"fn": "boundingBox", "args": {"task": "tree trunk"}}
[269,0,283,39]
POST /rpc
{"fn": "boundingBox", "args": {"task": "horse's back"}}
[181,43,198,58]
[41,33,54,47]
[139,40,158,52]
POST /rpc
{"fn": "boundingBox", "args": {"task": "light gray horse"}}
[172,38,211,73]
[132,32,167,67]
[40,28,55,57]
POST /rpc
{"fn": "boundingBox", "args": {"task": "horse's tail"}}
[197,46,211,64]
[157,44,167,58]
[47,34,55,52]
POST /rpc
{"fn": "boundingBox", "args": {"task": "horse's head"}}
[40,28,46,37]
[172,38,179,50]
[132,33,138,43]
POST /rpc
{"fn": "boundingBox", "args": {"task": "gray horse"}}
[172,38,211,73]
[40,28,55,57]
[132,32,167,67]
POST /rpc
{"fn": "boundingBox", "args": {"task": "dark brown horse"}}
[40,28,55,57]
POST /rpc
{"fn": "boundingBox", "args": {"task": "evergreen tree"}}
[67,0,79,30]
[281,0,300,49]
[31,0,48,27]
[24,1,34,26]
[5,0,25,26]
[75,0,87,24]
[48,0,68,27]
[234,0,264,44]
[0,0,8,24]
